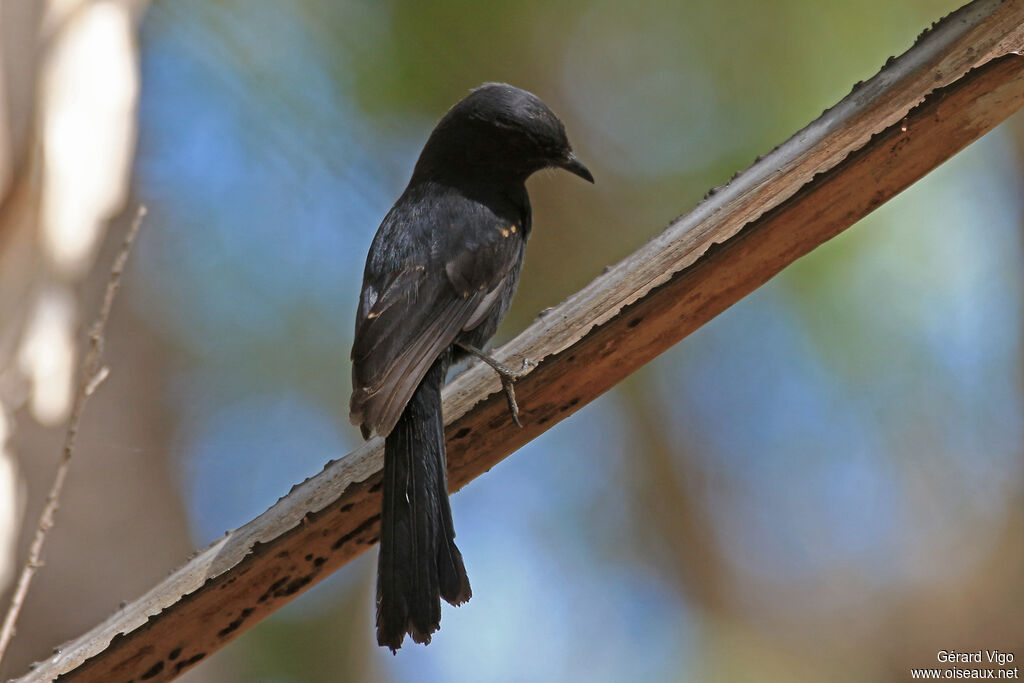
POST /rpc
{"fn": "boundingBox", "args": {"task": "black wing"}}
[350,187,524,438]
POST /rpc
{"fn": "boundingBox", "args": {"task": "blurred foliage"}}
[130,0,1024,681]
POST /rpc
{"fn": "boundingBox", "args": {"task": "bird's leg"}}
[457,343,534,428]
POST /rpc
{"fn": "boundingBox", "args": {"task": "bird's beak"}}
[558,152,594,183]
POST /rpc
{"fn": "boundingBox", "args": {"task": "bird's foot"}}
[458,344,535,428]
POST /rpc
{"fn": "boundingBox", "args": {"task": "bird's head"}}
[413,83,593,185]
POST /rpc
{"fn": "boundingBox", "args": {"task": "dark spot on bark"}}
[333,515,381,550]
[366,535,379,545]
[169,647,181,660]
[276,550,290,559]
[305,554,313,562]
[559,397,581,412]
[140,661,164,680]
[217,607,254,638]
[174,653,206,673]
[274,575,313,597]
[369,481,382,493]
[627,317,643,328]
[537,416,550,425]
[340,502,354,512]
[566,355,575,362]
[259,576,291,603]
[453,427,471,439]
[313,556,326,567]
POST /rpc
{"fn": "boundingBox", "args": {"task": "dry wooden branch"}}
[16,1,1024,680]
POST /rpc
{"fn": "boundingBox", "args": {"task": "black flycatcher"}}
[350,83,593,651]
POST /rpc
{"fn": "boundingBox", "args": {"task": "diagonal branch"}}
[16,1,1024,680]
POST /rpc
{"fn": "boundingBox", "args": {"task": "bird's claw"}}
[457,343,533,428]
[492,358,533,429]
[516,357,537,378]
[501,376,523,428]
[496,357,534,381]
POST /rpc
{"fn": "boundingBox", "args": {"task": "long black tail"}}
[377,354,472,651]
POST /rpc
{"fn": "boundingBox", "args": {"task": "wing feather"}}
[350,190,524,438]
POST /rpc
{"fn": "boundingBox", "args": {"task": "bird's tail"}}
[377,354,472,651]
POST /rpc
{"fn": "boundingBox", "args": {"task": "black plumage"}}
[350,83,592,651]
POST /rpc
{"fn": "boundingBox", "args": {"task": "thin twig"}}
[0,206,146,667]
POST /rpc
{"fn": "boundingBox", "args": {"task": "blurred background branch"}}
[0,205,143,668]
[0,2,222,682]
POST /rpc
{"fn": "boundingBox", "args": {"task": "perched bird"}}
[350,83,593,651]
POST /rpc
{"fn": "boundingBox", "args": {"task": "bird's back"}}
[350,179,530,437]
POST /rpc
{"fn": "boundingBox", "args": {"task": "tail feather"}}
[376,355,471,651]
